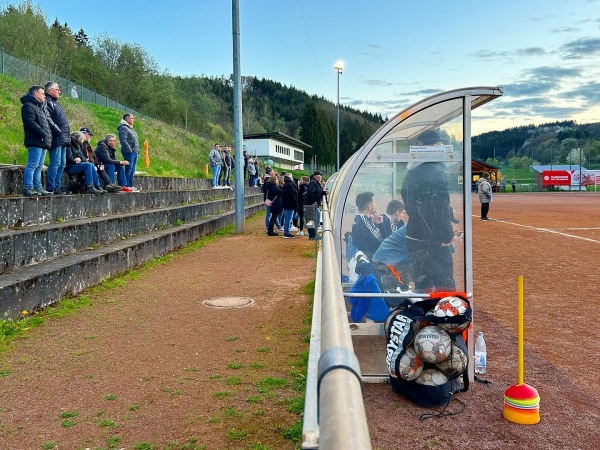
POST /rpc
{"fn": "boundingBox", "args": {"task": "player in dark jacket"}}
[20,86,53,196]
[400,130,456,292]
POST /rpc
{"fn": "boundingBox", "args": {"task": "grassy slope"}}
[0,74,228,179]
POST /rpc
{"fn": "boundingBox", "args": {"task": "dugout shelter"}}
[326,86,504,381]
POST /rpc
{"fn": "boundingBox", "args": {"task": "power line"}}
[297,0,331,86]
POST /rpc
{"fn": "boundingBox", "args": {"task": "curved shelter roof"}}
[328,86,503,294]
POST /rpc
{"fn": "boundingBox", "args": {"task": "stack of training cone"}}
[503,383,540,424]
[503,275,540,424]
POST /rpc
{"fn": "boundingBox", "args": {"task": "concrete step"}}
[0,193,263,274]
[0,187,258,228]
[0,166,250,196]
[0,202,264,319]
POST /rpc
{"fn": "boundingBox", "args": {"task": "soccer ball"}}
[436,345,468,377]
[397,347,424,381]
[413,326,451,363]
[415,368,448,386]
[427,296,471,333]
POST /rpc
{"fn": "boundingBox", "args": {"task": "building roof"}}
[532,165,588,173]
[472,159,499,173]
[243,132,312,151]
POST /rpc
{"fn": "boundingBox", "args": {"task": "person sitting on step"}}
[65,131,105,194]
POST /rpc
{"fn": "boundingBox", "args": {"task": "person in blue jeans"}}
[281,173,298,238]
[65,131,104,194]
[44,81,71,194]
[20,85,53,196]
[95,134,130,190]
[118,113,140,190]
[208,143,222,188]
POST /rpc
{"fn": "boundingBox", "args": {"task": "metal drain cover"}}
[203,297,255,308]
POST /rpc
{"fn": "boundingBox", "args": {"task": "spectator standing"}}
[45,81,71,194]
[478,172,493,221]
[80,127,121,192]
[296,176,309,236]
[305,171,328,241]
[511,179,516,193]
[95,134,131,191]
[243,150,249,182]
[281,173,298,238]
[222,146,233,188]
[265,173,283,236]
[218,145,227,186]
[118,113,140,191]
[501,177,507,192]
[65,131,104,194]
[247,157,256,187]
[208,143,222,189]
[70,85,78,99]
[20,85,53,196]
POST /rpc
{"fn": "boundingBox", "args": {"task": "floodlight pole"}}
[232,0,244,232]
[335,61,344,172]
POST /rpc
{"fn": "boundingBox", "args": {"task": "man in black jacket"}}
[95,134,131,192]
[400,130,456,292]
[44,81,71,194]
[281,173,299,238]
[20,86,53,196]
[305,171,328,240]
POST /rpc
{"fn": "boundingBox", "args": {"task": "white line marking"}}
[477,218,600,244]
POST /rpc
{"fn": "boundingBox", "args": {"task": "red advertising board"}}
[542,171,571,186]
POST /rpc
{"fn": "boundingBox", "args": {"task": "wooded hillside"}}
[0,2,382,167]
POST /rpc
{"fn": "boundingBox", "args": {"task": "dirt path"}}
[0,215,315,450]
[2,194,600,450]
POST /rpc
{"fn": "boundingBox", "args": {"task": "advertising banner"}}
[581,170,600,186]
[542,170,571,186]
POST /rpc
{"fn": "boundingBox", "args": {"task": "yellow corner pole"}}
[518,275,524,386]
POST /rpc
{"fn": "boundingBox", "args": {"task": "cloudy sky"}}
[35,0,600,134]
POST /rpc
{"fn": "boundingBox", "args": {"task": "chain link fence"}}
[0,47,144,118]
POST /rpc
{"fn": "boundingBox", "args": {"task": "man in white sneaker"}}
[209,143,222,189]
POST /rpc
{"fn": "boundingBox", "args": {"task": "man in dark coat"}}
[281,173,299,238]
[95,134,131,191]
[44,81,71,194]
[20,85,53,196]
[305,171,328,240]
[400,130,456,292]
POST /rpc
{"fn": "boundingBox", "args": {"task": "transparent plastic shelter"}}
[327,87,503,379]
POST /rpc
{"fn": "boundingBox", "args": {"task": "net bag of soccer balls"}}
[385,294,472,407]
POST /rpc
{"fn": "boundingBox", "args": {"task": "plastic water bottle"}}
[475,331,487,375]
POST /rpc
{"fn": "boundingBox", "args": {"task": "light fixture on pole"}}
[335,60,344,172]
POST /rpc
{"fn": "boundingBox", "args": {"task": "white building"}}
[243,132,310,170]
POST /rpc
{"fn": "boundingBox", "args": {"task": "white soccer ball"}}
[397,347,424,381]
[414,368,448,386]
[413,326,451,363]
[428,296,471,333]
[436,345,468,377]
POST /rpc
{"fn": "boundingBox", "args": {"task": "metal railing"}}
[0,47,143,118]
[302,202,371,450]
